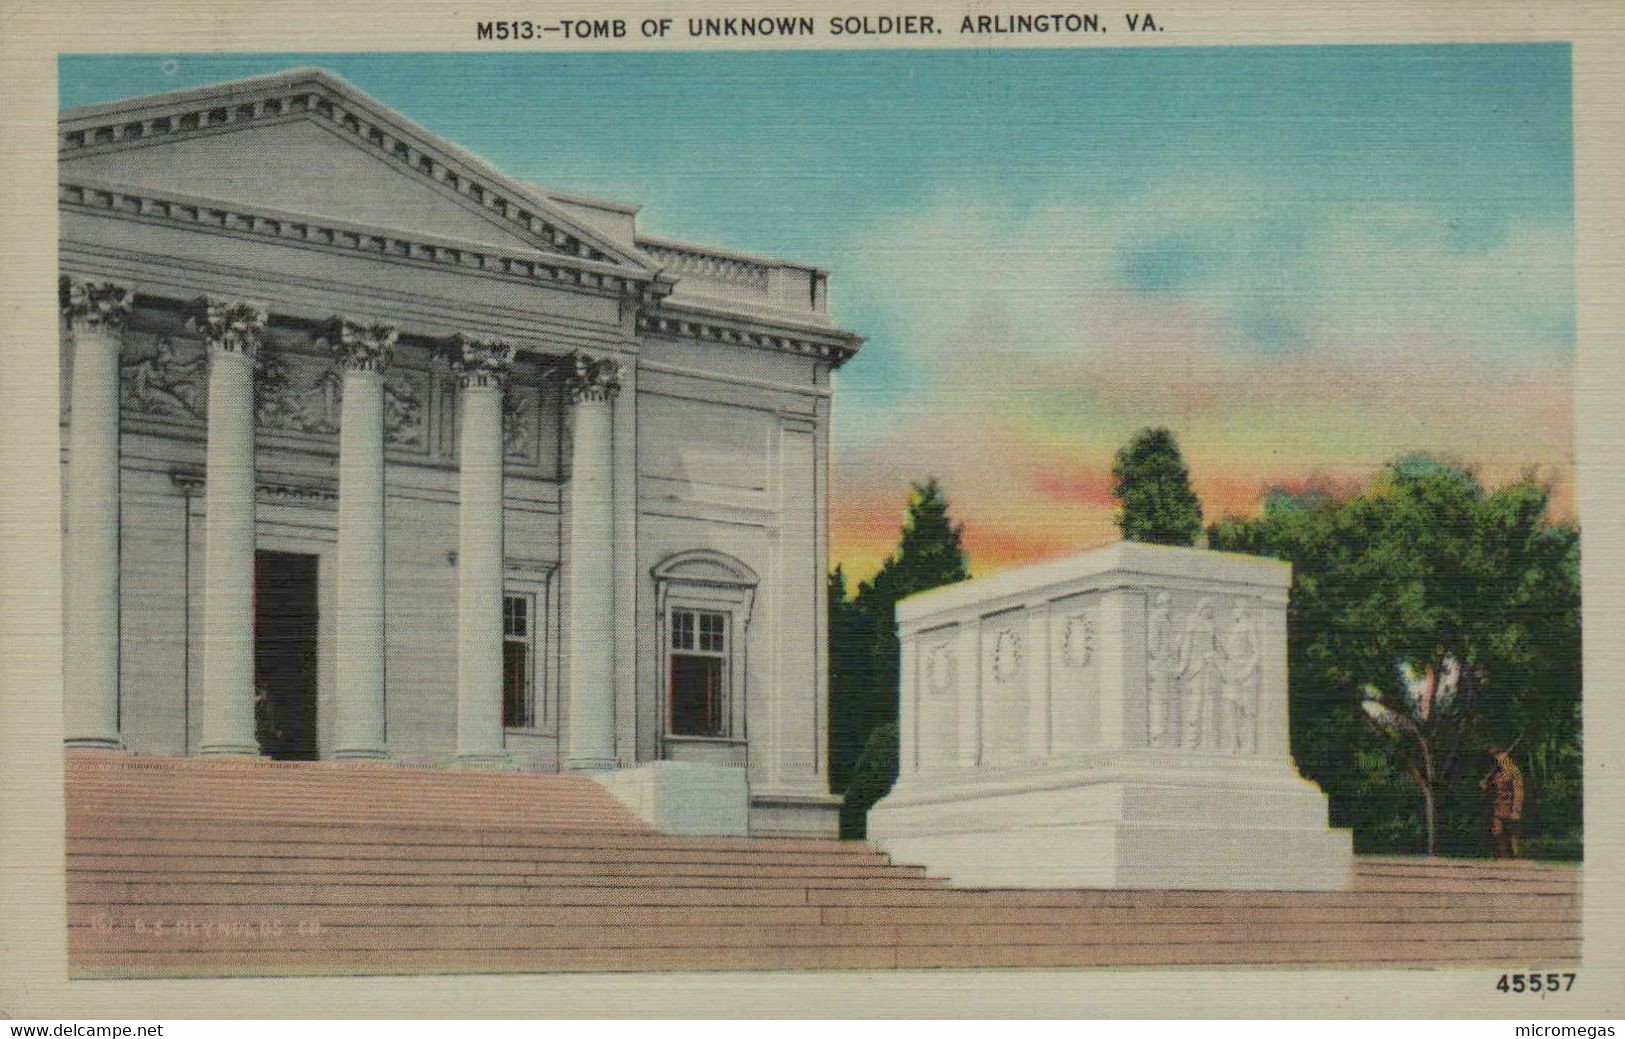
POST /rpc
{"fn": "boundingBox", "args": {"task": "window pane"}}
[503,595,528,639]
[672,609,694,650]
[699,612,725,653]
[670,653,724,736]
[503,640,532,728]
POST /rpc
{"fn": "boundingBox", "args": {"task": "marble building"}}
[57,68,860,837]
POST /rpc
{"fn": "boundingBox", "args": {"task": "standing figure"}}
[1482,745,1526,859]
[1176,598,1222,750]
[1219,600,1260,753]
[1146,592,1178,748]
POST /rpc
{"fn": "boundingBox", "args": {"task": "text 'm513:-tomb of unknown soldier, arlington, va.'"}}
[57,67,862,839]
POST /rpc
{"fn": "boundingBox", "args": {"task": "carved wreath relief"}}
[926,642,957,696]
[991,628,1023,685]
[1146,593,1260,754]
[1062,612,1095,669]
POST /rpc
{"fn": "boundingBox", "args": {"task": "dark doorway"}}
[255,551,319,760]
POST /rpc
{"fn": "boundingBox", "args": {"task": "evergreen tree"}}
[829,479,970,836]
[1111,427,1203,545]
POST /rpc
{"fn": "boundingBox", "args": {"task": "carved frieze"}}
[384,369,428,448]
[502,384,541,464]
[120,333,207,421]
[1154,594,1261,755]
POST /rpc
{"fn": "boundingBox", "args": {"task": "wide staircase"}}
[66,756,1580,976]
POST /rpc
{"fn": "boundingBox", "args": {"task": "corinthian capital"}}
[564,351,622,404]
[322,316,398,372]
[188,296,268,356]
[447,334,515,388]
[59,276,133,333]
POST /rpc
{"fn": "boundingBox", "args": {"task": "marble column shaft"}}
[194,298,268,757]
[329,318,397,759]
[61,278,133,751]
[452,336,514,767]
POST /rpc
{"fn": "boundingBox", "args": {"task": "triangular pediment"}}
[58,68,653,272]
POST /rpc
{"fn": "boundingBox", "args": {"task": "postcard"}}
[2,0,1622,1020]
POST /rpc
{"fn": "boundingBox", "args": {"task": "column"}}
[451,335,514,767]
[60,277,132,751]
[193,297,267,756]
[563,353,620,771]
[327,317,397,759]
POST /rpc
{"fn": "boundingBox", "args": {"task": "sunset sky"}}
[64,45,1576,581]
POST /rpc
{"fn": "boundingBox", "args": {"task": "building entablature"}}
[639,301,863,369]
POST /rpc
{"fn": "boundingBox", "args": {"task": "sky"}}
[61,46,1576,580]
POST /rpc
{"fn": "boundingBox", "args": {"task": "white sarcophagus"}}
[867,541,1352,890]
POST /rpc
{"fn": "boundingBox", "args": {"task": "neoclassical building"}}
[58,68,860,837]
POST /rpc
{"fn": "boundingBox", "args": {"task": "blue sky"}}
[61,46,1575,576]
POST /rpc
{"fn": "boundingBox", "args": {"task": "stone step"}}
[69,897,1576,930]
[68,917,1579,955]
[68,879,819,908]
[798,886,1581,909]
[65,816,873,854]
[70,870,951,894]
[66,837,899,868]
[68,855,934,881]
[70,937,1582,978]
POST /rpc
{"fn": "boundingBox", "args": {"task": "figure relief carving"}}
[992,628,1023,685]
[255,349,342,435]
[502,384,540,463]
[1175,597,1223,751]
[383,371,427,447]
[1146,591,1179,748]
[120,335,206,420]
[926,642,957,696]
[1062,611,1095,669]
[1220,600,1261,754]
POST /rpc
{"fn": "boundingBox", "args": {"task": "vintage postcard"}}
[2,0,1622,1021]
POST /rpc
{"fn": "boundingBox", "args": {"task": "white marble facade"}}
[868,542,1353,889]
[56,68,858,838]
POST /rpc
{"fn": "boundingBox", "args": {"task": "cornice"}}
[58,68,653,273]
[61,178,661,300]
[639,303,863,369]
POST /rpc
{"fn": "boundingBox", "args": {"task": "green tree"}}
[828,479,970,837]
[1112,427,1203,545]
[1209,455,1582,858]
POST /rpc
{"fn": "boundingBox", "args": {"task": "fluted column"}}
[564,353,621,771]
[326,317,397,760]
[60,277,133,751]
[194,298,267,757]
[451,335,514,767]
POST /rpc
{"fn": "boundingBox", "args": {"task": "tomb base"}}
[869,756,1351,890]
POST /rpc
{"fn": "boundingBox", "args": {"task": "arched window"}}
[652,550,757,743]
